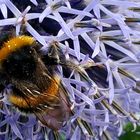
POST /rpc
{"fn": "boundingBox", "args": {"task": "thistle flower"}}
[0,0,140,140]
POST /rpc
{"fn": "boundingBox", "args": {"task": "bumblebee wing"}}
[35,106,65,130]
[10,74,71,130]
[35,82,71,130]
[35,51,71,129]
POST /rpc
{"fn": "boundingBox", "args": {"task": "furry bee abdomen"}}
[8,76,60,112]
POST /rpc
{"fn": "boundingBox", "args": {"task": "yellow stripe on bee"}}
[0,35,35,61]
[9,95,29,108]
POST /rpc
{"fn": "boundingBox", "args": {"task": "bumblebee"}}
[0,28,73,130]
[0,25,94,132]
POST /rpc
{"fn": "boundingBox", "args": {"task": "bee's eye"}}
[2,46,36,80]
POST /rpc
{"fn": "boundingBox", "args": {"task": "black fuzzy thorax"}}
[2,46,37,80]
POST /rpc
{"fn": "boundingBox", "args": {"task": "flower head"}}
[0,0,140,139]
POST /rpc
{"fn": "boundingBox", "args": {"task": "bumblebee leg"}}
[19,24,27,35]
[41,41,93,85]
[42,42,61,66]
[58,59,93,85]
